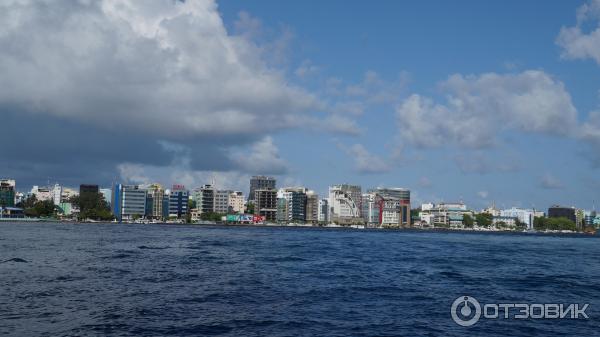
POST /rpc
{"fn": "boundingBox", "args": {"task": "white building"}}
[419,202,472,227]
[228,191,244,213]
[328,184,362,223]
[51,183,62,205]
[214,190,230,214]
[500,207,534,230]
[30,186,52,202]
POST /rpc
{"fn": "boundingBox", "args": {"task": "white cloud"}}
[295,59,319,79]
[539,173,564,189]
[231,136,288,174]
[338,143,391,174]
[395,70,578,148]
[0,0,321,140]
[477,191,489,199]
[418,177,432,188]
[556,0,600,65]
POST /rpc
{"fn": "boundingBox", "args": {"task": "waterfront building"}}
[318,199,329,223]
[249,176,276,202]
[194,184,215,214]
[305,191,319,224]
[112,184,147,221]
[369,187,411,226]
[277,187,308,223]
[30,185,52,202]
[362,188,411,227]
[79,184,99,198]
[228,191,244,213]
[328,184,362,224]
[146,184,164,220]
[500,207,535,229]
[51,183,62,205]
[169,185,189,218]
[548,205,576,224]
[362,193,378,225]
[492,216,518,228]
[214,190,230,214]
[419,202,472,228]
[0,179,16,207]
[254,188,277,222]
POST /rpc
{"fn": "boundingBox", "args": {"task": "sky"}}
[2,0,600,211]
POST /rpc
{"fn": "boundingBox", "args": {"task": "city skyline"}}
[2,0,600,212]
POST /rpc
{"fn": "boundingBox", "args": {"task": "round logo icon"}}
[451,296,481,326]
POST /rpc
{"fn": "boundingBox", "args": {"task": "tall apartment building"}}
[146,184,164,220]
[254,188,277,221]
[194,184,215,214]
[249,176,276,202]
[328,184,362,223]
[214,190,230,214]
[305,191,319,223]
[318,199,329,223]
[112,184,147,221]
[500,207,535,230]
[277,187,308,223]
[169,185,189,218]
[370,187,411,227]
[51,183,62,205]
[0,179,16,207]
[228,191,244,213]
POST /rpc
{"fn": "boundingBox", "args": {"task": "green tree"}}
[475,213,492,227]
[462,214,474,228]
[70,192,113,221]
[534,217,577,231]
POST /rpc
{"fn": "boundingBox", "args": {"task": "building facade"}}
[0,179,16,207]
[228,191,244,213]
[548,205,577,224]
[169,185,189,218]
[249,176,276,202]
[254,188,277,221]
[112,184,147,221]
[318,199,329,223]
[328,184,362,224]
[194,184,215,214]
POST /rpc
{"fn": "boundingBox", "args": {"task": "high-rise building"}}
[328,184,362,223]
[146,184,164,220]
[214,190,230,214]
[254,188,277,221]
[370,187,411,226]
[277,187,308,223]
[228,191,244,213]
[548,205,577,224]
[194,184,215,214]
[305,191,319,224]
[249,176,276,202]
[51,183,62,205]
[0,179,16,207]
[169,185,189,218]
[318,199,329,223]
[80,184,99,197]
[112,184,147,221]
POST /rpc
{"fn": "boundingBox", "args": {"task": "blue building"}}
[169,185,189,218]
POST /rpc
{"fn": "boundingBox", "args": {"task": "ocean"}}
[1,223,599,336]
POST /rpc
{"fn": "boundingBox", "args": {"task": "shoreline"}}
[0,219,596,236]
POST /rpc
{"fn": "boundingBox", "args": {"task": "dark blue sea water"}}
[1,223,599,336]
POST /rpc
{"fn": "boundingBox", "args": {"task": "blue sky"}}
[215,0,600,209]
[2,0,600,211]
